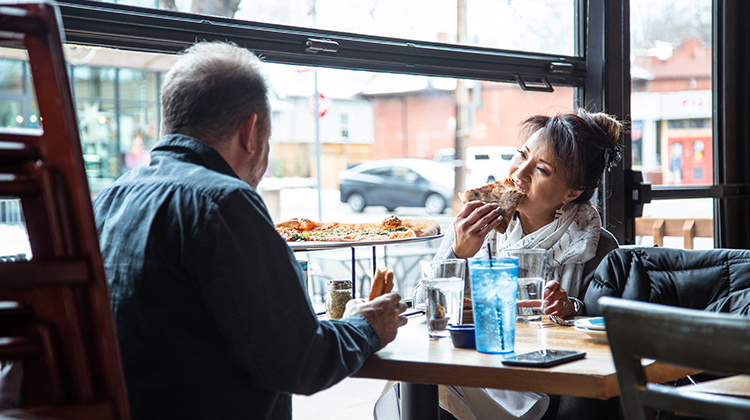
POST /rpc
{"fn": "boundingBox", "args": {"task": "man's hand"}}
[343,293,408,348]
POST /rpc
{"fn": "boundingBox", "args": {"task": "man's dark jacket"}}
[92,135,380,420]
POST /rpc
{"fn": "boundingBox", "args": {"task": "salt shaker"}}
[325,279,352,320]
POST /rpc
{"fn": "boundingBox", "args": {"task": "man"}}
[92,41,408,419]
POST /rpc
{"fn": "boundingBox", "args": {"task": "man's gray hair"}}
[161,41,270,146]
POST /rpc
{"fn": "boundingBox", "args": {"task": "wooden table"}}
[685,374,750,398]
[353,316,695,420]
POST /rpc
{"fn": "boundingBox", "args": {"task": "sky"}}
[235,0,575,56]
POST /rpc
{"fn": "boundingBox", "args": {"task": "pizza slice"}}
[458,178,526,233]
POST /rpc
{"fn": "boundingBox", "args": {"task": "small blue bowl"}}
[448,324,476,349]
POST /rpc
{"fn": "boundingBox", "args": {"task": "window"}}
[667,120,687,129]
[362,167,390,178]
[0,59,24,94]
[0,59,37,129]
[2,0,748,254]
[391,167,418,182]
[631,0,716,249]
[1,21,748,420]
[90,0,577,55]
[340,113,349,139]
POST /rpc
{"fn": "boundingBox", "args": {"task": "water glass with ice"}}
[468,257,518,354]
[421,259,466,340]
[502,249,547,324]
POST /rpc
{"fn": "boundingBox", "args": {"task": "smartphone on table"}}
[501,349,586,368]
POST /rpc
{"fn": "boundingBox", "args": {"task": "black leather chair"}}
[581,247,750,316]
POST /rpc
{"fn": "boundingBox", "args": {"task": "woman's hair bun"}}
[577,109,623,149]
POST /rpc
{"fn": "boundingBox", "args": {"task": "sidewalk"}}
[0,225,31,258]
[293,377,388,420]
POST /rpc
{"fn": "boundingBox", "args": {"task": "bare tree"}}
[631,0,711,48]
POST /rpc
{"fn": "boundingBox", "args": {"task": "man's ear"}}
[238,114,259,154]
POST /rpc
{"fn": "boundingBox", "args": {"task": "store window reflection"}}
[119,70,160,174]
[71,65,162,192]
[0,59,39,129]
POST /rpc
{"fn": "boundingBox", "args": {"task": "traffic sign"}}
[307,93,332,117]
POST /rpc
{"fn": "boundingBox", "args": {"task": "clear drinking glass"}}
[468,257,518,354]
[420,259,466,340]
[502,249,547,324]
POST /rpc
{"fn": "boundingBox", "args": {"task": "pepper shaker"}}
[325,279,353,320]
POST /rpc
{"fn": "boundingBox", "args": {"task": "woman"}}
[375,108,623,420]
[425,108,622,316]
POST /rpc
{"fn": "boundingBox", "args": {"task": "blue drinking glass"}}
[468,257,518,354]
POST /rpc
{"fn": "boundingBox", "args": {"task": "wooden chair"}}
[635,217,713,249]
[0,2,129,419]
[601,297,750,420]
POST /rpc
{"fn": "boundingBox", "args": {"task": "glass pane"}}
[92,0,577,55]
[119,101,160,172]
[0,59,24,94]
[259,63,574,300]
[636,199,714,249]
[0,100,23,128]
[119,69,159,101]
[0,199,32,261]
[72,66,117,100]
[0,51,39,129]
[78,99,121,191]
[262,63,574,225]
[631,0,714,249]
[631,0,712,187]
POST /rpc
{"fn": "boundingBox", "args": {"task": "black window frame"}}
[46,0,748,248]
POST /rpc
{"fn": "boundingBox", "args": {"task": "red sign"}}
[307,93,332,117]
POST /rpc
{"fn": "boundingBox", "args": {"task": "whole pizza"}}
[275,215,441,242]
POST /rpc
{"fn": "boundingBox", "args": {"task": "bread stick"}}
[384,269,394,293]
[368,267,386,300]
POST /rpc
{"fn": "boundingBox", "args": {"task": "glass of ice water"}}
[502,248,547,324]
[420,259,466,340]
[468,257,518,354]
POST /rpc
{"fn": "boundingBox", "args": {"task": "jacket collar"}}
[151,134,240,180]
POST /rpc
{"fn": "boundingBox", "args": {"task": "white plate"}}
[574,317,606,331]
[287,233,444,251]
[575,326,608,344]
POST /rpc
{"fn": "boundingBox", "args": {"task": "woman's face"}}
[508,130,583,222]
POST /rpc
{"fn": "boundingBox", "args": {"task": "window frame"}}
[57,0,586,89]
[44,0,750,248]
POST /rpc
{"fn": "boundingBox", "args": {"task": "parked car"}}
[338,159,454,214]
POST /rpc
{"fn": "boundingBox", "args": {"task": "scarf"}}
[497,202,601,298]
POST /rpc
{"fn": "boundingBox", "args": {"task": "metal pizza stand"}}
[288,234,443,299]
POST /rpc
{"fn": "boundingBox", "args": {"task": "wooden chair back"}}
[601,297,750,420]
[635,217,713,249]
[0,2,129,419]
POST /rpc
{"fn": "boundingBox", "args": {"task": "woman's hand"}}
[542,280,575,317]
[452,201,505,259]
